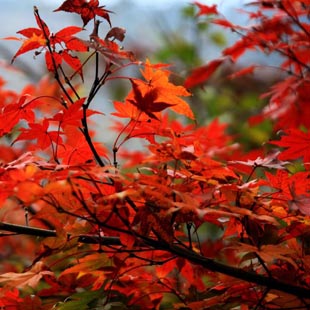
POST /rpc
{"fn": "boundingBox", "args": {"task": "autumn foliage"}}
[1,0,310,309]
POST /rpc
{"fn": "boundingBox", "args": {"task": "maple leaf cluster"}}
[0,0,310,309]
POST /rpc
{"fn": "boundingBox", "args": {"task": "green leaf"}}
[103,302,128,310]
[56,290,104,310]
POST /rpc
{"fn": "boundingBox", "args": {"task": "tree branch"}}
[0,221,121,245]
[1,221,310,299]
[166,243,310,300]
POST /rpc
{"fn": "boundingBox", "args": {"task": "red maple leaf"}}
[265,169,310,215]
[54,0,112,27]
[83,35,135,66]
[56,126,107,164]
[51,97,102,129]
[270,129,310,165]
[0,288,23,308]
[8,11,86,77]
[193,2,218,16]
[14,119,63,150]
[45,50,85,79]
[265,170,310,201]
[252,78,310,130]
[228,65,256,79]
[0,95,37,137]
[49,26,87,51]
[184,58,226,89]
[212,18,237,29]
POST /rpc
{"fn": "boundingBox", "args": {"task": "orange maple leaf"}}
[127,59,194,120]
[111,100,144,120]
[128,79,174,120]
[7,31,45,64]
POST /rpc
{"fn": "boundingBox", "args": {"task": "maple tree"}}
[0,0,310,309]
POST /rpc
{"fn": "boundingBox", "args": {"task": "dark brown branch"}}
[0,221,120,245]
[1,221,310,300]
[80,106,106,167]
[165,243,310,300]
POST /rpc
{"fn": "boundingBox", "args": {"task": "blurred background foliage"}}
[152,4,277,152]
[107,3,281,153]
[0,0,283,151]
